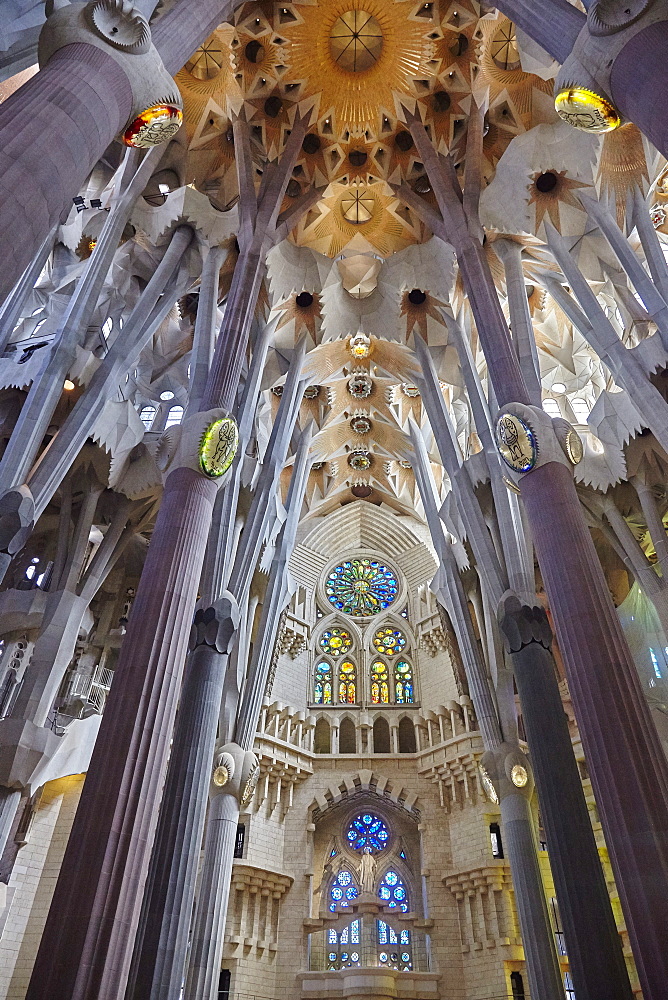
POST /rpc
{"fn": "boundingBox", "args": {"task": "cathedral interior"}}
[1,1,668,999]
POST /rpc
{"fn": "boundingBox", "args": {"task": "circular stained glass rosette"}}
[346,813,390,853]
[123,104,183,148]
[373,627,406,655]
[495,413,537,474]
[199,416,239,478]
[319,627,353,658]
[326,558,398,616]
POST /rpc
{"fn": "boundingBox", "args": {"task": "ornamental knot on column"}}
[0,486,34,557]
[189,594,240,654]
[497,593,553,654]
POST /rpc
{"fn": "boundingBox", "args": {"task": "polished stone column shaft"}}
[25,468,219,1000]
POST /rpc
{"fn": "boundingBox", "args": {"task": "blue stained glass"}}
[400,930,409,945]
[341,927,348,944]
[379,870,409,913]
[325,558,398,616]
[329,953,337,961]
[332,886,343,900]
[402,953,410,962]
[339,871,351,886]
[346,813,390,854]
[328,929,337,944]
[351,921,360,943]
[346,886,358,900]
[378,923,388,944]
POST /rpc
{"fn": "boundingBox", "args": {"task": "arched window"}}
[370,659,389,704]
[510,971,525,999]
[394,660,413,704]
[377,870,412,970]
[314,661,333,704]
[327,870,361,970]
[319,627,353,658]
[139,405,156,430]
[338,660,356,703]
[398,717,416,753]
[339,717,356,754]
[165,404,184,427]
[373,716,390,753]
[314,718,331,754]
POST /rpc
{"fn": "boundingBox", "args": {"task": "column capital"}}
[38,0,182,145]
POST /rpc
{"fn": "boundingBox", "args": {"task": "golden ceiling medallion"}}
[123,105,183,147]
[341,186,375,224]
[555,87,621,133]
[330,10,383,72]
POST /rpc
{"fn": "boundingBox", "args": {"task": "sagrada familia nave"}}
[1,2,668,999]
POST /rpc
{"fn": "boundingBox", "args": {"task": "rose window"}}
[325,559,398,616]
[319,627,353,658]
[346,813,389,853]
[372,627,406,655]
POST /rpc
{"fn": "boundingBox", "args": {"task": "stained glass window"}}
[370,660,390,704]
[327,871,361,970]
[314,661,333,704]
[319,627,353,658]
[325,559,398,616]
[346,813,389,853]
[338,660,356,703]
[378,869,409,911]
[377,870,411,969]
[373,626,406,655]
[395,661,413,704]
[329,869,360,911]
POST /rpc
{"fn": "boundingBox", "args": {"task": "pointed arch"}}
[373,715,390,753]
[339,716,357,754]
[370,658,390,704]
[313,659,334,704]
[398,716,416,753]
[315,716,331,753]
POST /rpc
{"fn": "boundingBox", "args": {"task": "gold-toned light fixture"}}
[554,87,621,133]
[330,10,383,72]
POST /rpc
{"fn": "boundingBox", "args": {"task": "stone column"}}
[25,110,312,998]
[499,596,632,1000]
[407,114,668,998]
[183,791,240,1000]
[410,424,564,1000]
[184,426,313,1000]
[493,0,582,63]
[126,595,240,1000]
[0,0,238,299]
[494,240,542,407]
[25,466,221,1000]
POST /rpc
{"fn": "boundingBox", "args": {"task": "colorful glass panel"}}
[378,869,409,911]
[395,660,413,704]
[338,660,356,703]
[329,869,360,911]
[346,813,389,853]
[325,559,398,616]
[377,869,412,970]
[372,626,407,655]
[370,660,390,704]
[319,627,353,658]
[314,661,333,704]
